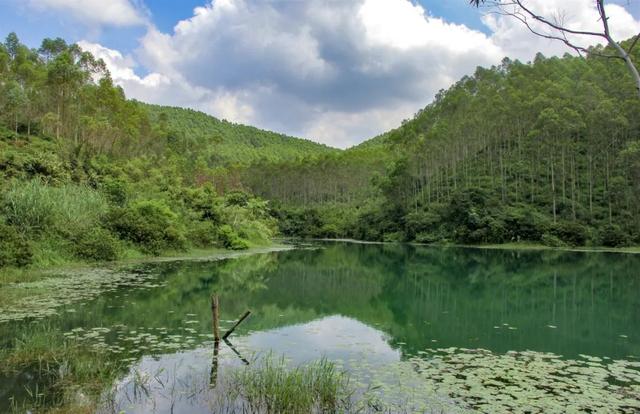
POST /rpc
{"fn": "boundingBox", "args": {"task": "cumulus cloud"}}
[76,0,639,148]
[127,0,503,147]
[27,0,146,27]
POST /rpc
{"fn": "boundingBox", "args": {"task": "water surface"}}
[1,242,639,412]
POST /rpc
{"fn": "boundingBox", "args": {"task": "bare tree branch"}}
[470,0,640,98]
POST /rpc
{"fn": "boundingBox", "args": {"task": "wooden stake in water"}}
[223,310,251,340]
[211,294,220,343]
[210,340,220,387]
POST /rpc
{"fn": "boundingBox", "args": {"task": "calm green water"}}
[1,242,640,413]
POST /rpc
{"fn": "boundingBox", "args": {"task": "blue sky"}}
[1,0,639,147]
[1,1,489,49]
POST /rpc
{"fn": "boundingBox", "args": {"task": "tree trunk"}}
[551,157,557,224]
[561,146,566,200]
[588,154,593,215]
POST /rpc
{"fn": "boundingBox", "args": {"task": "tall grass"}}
[1,323,124,414]
[229,355,353,413]
[3,179,108,234]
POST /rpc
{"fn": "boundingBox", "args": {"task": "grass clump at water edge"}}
[226,355,354,413]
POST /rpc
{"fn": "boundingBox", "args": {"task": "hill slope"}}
[143,103,339,165]
[242,43,640,247]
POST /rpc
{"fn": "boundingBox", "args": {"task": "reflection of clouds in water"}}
[101,349,224,414]
[101,315,404,414]
[244,315,401,367]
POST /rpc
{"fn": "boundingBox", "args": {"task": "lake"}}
[1,242,640,413]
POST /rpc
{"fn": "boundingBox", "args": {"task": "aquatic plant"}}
[229,355,353,413]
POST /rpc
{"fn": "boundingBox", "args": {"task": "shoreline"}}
[0,244,293,323]
[313,238,640,255]
[0,244,293,287]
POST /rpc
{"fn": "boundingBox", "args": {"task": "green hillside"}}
[142,103,338,165]
[244,41,640,248]
[2,32,640,274]
[0,33,315,270]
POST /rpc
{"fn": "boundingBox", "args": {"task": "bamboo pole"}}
[211,294,220,343]
[223,310,251,340]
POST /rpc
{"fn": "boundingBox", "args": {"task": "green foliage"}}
[541,233,567,248]
[549,222,588,247]
[188,220,219,247]
[261,39,640,248]
[274,207,324,238]
[225,190,250,207]
[0,222,33,267]
[598,225,630,247]
[2,30,639,269]
[143,104,336,165]
[100,178,129,206]
[107,200,186,255]
[2,180,107,235]
[218,224,249,250]
[71,227,122,262]
[230,355,352,413]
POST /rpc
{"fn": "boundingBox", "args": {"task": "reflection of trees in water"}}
[2,244,640,412]
[3,244,639,375]
[219,243,640,359]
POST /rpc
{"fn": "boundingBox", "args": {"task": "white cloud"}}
[126,0,504,148]
[77,41,167,87]
[27,0,145,27]
[77,0,640,148]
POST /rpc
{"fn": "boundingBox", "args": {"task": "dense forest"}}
[0,33,335,269]
[1,33,640,272]
[250,40,640,248]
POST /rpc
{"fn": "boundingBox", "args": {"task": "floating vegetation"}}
[402,348,640,413]
[0,267,163,323]
[62,325,213,358]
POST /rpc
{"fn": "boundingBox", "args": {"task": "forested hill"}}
[0,33,336,270]
[2,30,640,273]
[142,103,338,165]
[254,40,640,248]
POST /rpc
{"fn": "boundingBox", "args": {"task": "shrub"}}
[319,223,340,238]
[0,222,33,267]
[273,207,323,238]
[107,200,186,255]
[541,233,567,248]
[503,207,548,242]
[404,210,442,240]
[71,227,122,262]
[181,186,222,223]
[550,222,588,246]
[598,225,630,247]
[415,230,444,244]
[101,178,129,206]
[225,191,250,207]
[383,231,405,242]
[188,220,219,247]
[218,224,249,250]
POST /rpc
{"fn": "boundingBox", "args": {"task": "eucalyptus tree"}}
[470,0,640,98]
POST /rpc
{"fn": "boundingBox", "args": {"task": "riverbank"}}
[461,242,640,255]
[315,238,640,255]
[0,244,292,324]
